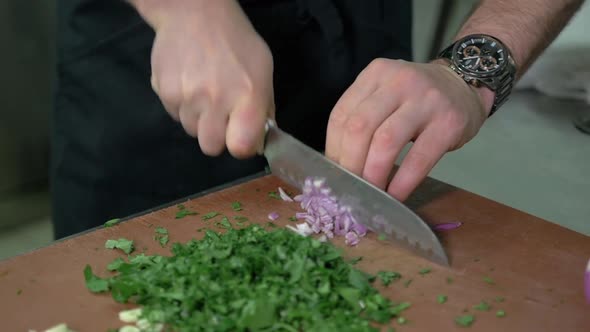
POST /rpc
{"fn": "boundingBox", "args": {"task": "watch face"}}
[453,36,506,76]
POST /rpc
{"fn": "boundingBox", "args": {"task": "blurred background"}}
[1,0,589,260]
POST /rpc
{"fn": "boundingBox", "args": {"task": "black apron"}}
[52,0,412,238]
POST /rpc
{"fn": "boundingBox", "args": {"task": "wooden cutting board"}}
[1,175,589,331]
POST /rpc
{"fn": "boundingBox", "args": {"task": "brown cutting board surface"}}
[1,175,589,331]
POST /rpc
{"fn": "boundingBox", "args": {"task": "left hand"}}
[325,59,495,201]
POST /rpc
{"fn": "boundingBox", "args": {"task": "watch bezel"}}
[450,35,508,78]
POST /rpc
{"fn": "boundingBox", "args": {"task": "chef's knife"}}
[263,120,449,266]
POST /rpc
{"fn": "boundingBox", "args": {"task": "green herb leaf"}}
[288,216,297,222]
[494,296,505,303]
[107,257,125,271]
[348,257,363,265]
[16,289,22,295]
[104,218,121,227]
[377,233,387,241]
[83,265,109,293]
[437,295,448,304]
[175,209,198,219]
[216,217,232,229]
[397,317,408,325]
[473,301,491,311]
[202,211,220,220]
[268,191,281,200]
[155,227,168,235]
[496,310,506,318]
[403,279,413,288]
[377,271,402,286]
[231,201,243,211]
[418,268,431,276]
[105,238,134,254]
[446,277,454,284]
[455,314,475,327]
[484,276,495,285]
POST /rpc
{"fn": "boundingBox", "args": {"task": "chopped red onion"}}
[432,221,463,231]
[278,187,293,202]
[286,222,314,236]
[292,177,367,246]
[585,259,590,303]
[268,212,279,221]
[345,231,360,246]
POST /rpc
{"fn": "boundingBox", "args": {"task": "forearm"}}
[126,0,239,30]
[456,0,584,77]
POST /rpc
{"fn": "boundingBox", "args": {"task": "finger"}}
[178,103,201,138]
[226,93,272,159]
[362,102,426,189]
[386,124,450,201]
[151,74,179,119]
[338,87,401,176]
[325,70,379,162]
[153,71,183,121]
[197,107,229,156]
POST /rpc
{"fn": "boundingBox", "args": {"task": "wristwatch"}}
[438,34,517,116]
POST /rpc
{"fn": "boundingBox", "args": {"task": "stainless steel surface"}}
[263,121,449,266]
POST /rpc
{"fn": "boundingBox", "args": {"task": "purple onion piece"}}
[345,231,360,246]
[268,212,279,221]
[432,221,463,231]
[278,187,293,202]
[585,259,590,304]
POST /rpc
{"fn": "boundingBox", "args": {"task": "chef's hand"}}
[130,0,274,158]
[325,59,495,201]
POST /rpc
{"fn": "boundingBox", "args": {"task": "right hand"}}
[131,0,275,158]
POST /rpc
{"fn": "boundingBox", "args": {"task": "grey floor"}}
[1,0,589,260]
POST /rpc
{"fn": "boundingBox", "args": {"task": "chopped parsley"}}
[288,216,298,222]
[446,277,454,284]
[107,257,125,271]
[403,279,413,288]
[418,268,431,276]
[85,226,409,330]
[16,289,22,295]
[84,265,109,293]
[484,276,495,285]
[397,317,408,325]
[215,217,232,229]
[377,271,402,286]
[377,233,387,241]
[231,201,243,211]
[202,211,220,220]
[104,218,121,227]
[154,227,169,247]
[175,204,198,219]
[495,296,505,303]
[437,295,447,304]
[455,314,475,327]
[496,310,506,317]
[105,238,134,254]
[473,301,491,311]
[348,257,363,265]
[268,191,281,200]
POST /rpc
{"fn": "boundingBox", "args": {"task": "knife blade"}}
[263,120,449,266]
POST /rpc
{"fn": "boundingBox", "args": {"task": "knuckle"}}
[329,108,348,128]
[345,113,370,136]
[367,58,391,73]
[372,126,397,150]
